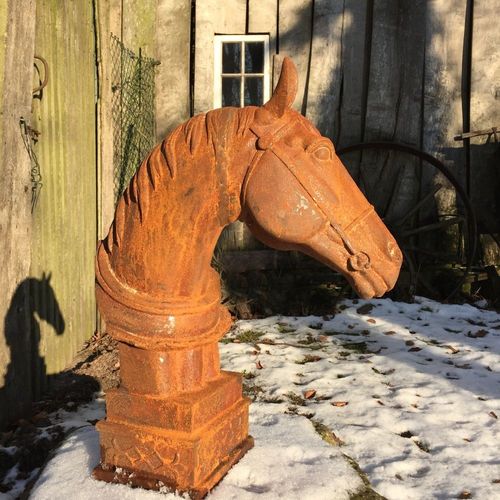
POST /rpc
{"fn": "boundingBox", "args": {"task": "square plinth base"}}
[93,435,254,499]
[94,373,252,497]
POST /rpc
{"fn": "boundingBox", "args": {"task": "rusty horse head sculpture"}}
[94,58,402,495]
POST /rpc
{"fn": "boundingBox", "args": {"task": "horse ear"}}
[264,57,298,118]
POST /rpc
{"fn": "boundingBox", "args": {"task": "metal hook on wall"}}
[32,55,49,95]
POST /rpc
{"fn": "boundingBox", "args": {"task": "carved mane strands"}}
[105,106,257,251]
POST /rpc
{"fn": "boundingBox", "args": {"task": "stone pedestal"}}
[93,340,253,497]
[93,258,253,498]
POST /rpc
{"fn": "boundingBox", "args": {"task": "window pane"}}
[222,43,241,73]
[244,77,263,106]
[245,42,264,73]
[222,77,241,107]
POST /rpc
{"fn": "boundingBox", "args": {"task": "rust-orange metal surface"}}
[93,58,402,497]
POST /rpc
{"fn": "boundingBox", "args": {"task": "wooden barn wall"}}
[0,0,37,429]
[166,0,499,260]
[27,0,97,401]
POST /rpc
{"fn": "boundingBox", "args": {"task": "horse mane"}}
[106,106,258,250]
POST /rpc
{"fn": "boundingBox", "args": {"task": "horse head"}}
[241,58,402,298]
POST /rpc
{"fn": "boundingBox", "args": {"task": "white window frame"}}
[213,34,270,109]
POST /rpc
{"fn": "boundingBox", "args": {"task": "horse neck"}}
[102,110,257,303]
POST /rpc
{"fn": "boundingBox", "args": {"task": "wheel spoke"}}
[400,216,465,238]
[393,184,443,228]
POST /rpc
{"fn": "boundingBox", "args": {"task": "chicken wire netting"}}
[111,34,159,203]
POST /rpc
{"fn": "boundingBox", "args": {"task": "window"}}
[214,35,270,109]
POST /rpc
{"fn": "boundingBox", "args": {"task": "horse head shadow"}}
[0,272,65,428]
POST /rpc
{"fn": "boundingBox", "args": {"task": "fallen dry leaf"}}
[457,490,472,499]
[372,367,395,375]
[466,329,488,338]
[488,411,497,419]
[367,318,376,324]
[331,401,349,407]
[384,331,396,336]
[356,304,374,315]
[303,389,316,399]
[408,347,422,352]
[256,360,264,370]
[318,335,329,342]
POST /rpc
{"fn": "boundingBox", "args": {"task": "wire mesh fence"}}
[111,34,159,203]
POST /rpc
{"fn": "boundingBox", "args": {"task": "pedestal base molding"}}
[93,371,252,497]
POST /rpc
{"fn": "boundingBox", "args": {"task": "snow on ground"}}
[27,297,500,499]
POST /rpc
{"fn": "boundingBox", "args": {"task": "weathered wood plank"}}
[30,0,97,387]
[337,1,371,149]
[423,0,467,157]
[278,0,313,113]
[194,0,246,114]
[305,0,344,141]
[360,0,426,224]
[96,0,121,240]
[155,0,191,139]
[421,0,470,263]
[469,0,500,263]
[365,0,426,144]
[248,0,278,58]
[0,0,36,429]
[121,0,157,56]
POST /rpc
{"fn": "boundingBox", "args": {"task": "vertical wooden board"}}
[30,0,97,386]
[96,0,121,239]
[360,0,427,223]
[337,1,370,149]
[194,0,246,114]
[423,0,467,156]
[469,0,500,263]
[306,0,344,140]
[248,0,278,57]
[365,0,426,143]
[423,0,468,226]
[155,0,191,139]
[121,0,157,56]
[278,0,313,112]
[0,0,36,428]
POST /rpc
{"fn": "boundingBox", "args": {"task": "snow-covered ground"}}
[25,297,500,499]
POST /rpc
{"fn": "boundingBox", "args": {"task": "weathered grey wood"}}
[155,0,191,139]
[0,0,37,429]
[121,0,157,56]
[360,0,426,223]
[469,0,500,263]
[423,0,468,230]
[365,0,426,144]
[194,0,246,115]
[248,0,278,57]
[278,0,313,112]
[337,2,371,149]
[423,0,467,157]
[306,0,344,141]
[96,0,121,240]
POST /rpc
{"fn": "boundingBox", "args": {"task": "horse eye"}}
[312,146,332,161]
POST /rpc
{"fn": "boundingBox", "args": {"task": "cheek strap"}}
[240,149,266,213]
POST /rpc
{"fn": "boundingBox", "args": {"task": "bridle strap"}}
[244,120,373,270]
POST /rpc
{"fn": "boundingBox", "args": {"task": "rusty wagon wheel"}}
[337,142,477,300]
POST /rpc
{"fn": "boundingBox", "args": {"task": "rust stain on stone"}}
[93,58,402,497]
